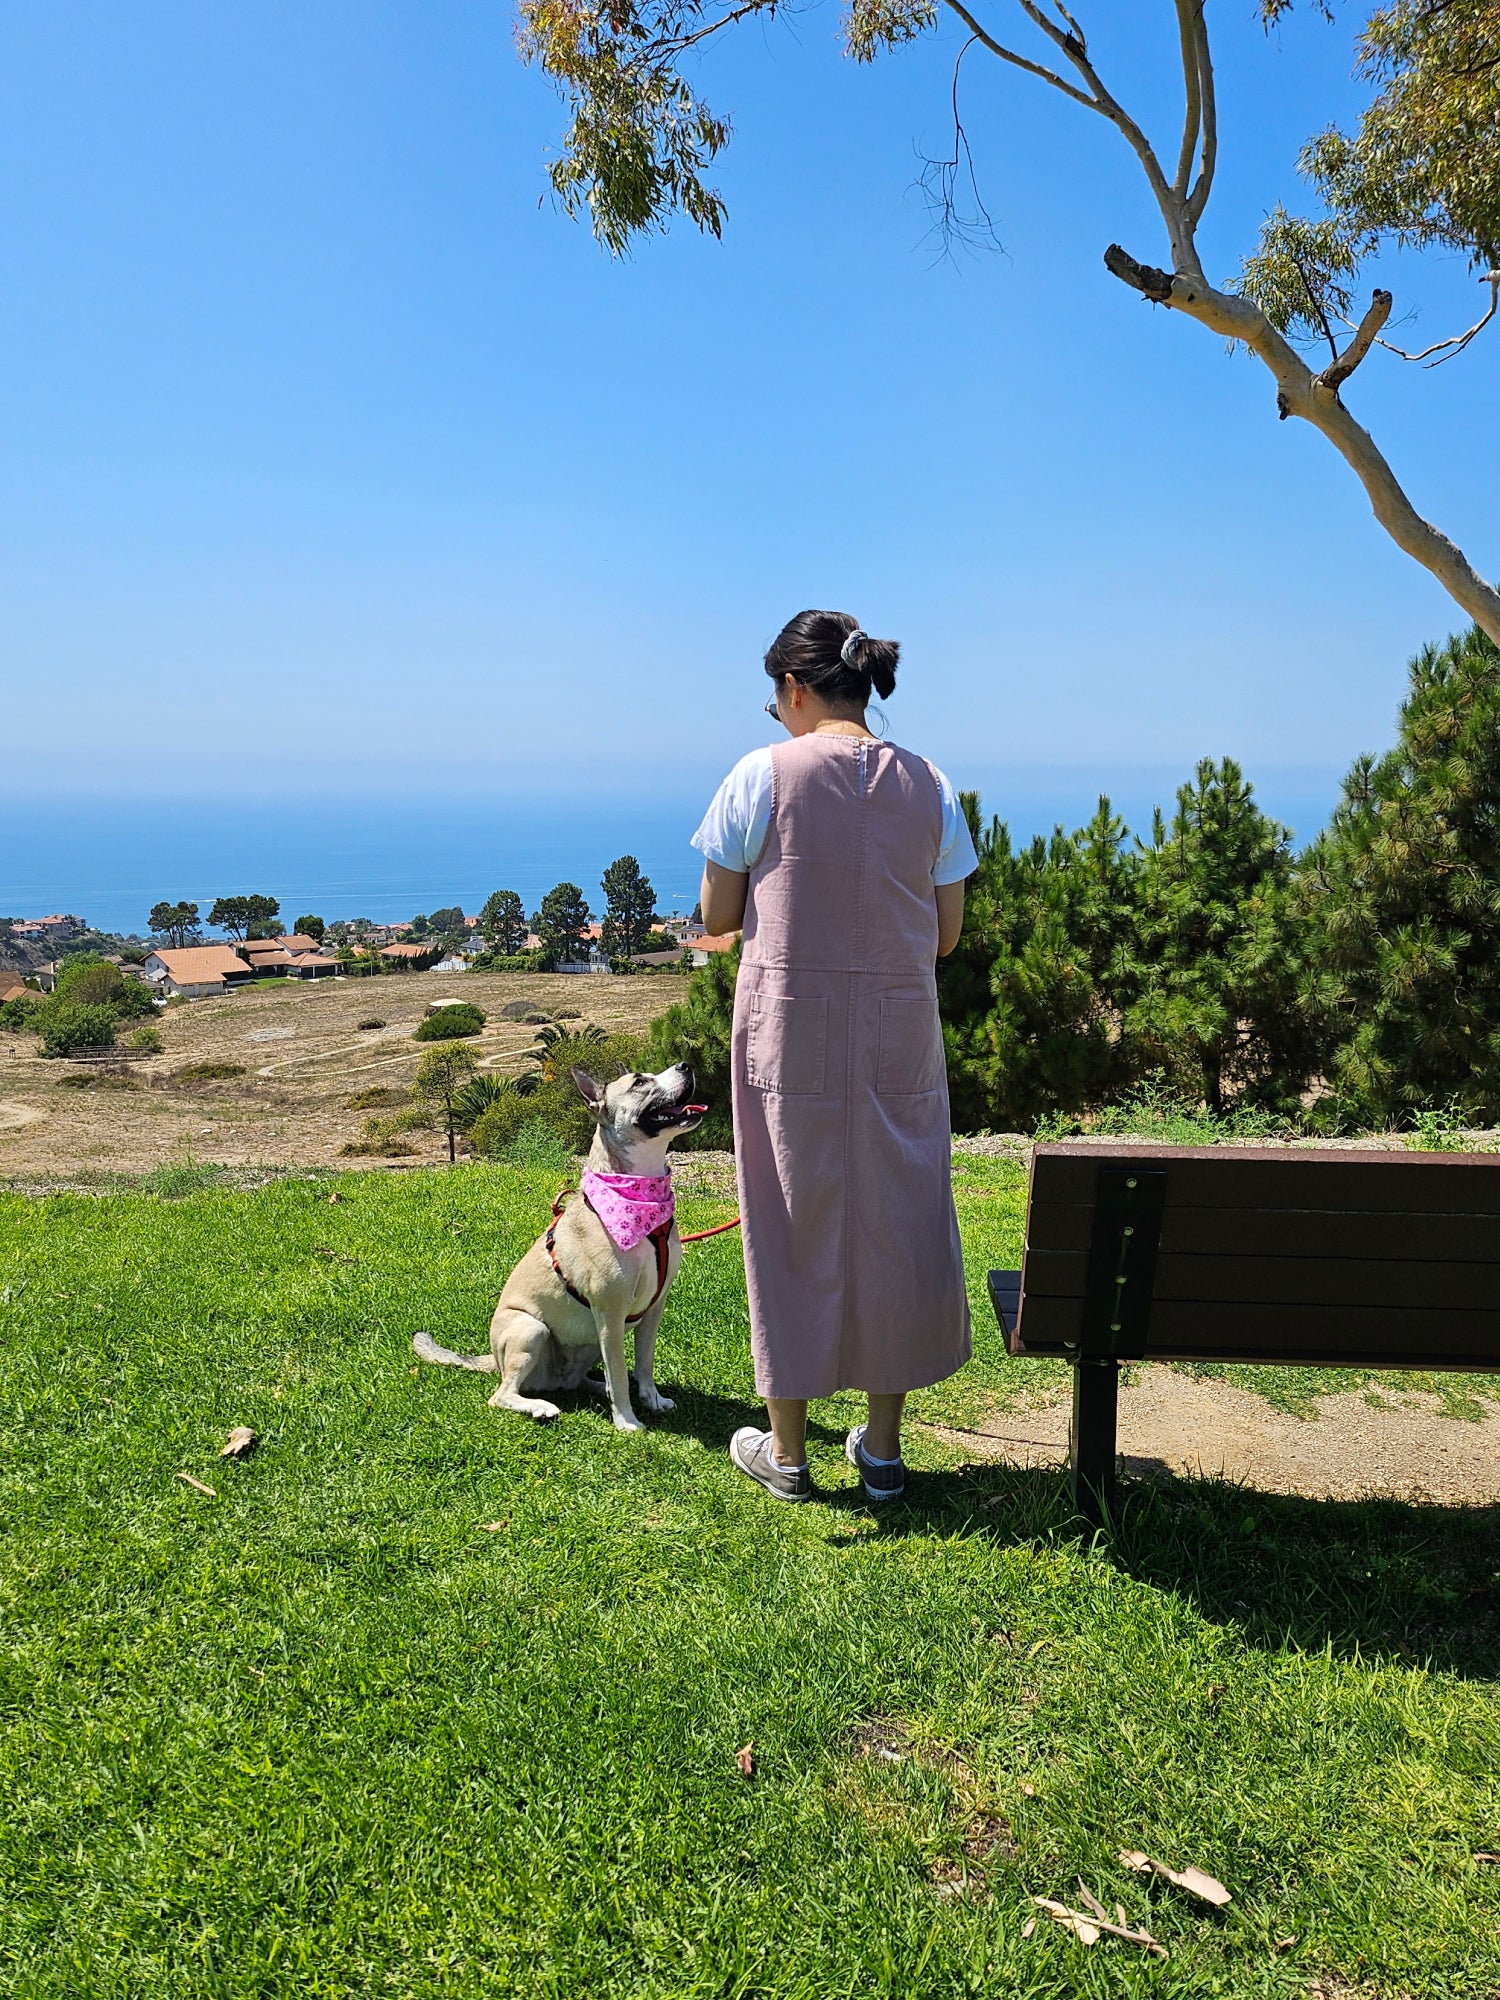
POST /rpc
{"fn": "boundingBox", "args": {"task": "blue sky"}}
[3,0,1496,867]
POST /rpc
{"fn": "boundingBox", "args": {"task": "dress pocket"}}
[876,995,943,1097]
[745,994,828,1096]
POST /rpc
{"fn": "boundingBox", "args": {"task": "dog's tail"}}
[412,1329,498,1373]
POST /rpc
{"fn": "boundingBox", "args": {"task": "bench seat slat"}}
[1021,1247,1500,1312]
[1012,1293,1500,1367]
[1032,1146,1500,1216]
[1027,1200,1500,1264]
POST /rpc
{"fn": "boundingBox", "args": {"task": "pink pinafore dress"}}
[731,733,972,1399]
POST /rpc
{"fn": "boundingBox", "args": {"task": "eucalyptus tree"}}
[519,0,1500,640]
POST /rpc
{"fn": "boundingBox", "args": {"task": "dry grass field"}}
[0,969,683,1180]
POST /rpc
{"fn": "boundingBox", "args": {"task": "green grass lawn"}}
[2,1161,1498,1997]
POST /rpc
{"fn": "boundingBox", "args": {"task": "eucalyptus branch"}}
[1185,4,1216,223]
[936,0,1098,111]
[640,0,778,63]
[1316,287,1394,393]
[1294,254,1341,361]
[1372,271,1500,366]
[1173,0,1203,197]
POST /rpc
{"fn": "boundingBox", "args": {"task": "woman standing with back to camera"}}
[692,610,979,1502]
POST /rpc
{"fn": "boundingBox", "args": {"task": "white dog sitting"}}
[413,1061,705,1430]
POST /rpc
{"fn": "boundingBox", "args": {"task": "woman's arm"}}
[700,861,749,937]
[935,881,965,958]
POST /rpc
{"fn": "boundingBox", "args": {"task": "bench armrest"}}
[987,1269,1022,1339]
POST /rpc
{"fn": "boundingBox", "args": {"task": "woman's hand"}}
[700,861,749,937]
[935,881,965,957]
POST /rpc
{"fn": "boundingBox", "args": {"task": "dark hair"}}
[764,609,899,709]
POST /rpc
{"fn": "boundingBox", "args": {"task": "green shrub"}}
[127,1025,163,1053]
[52,956,156,1021]
[38,1003,119,1058]
[498,1000,551,1022]
[471,950,552,973]
[645,944,738,1149]
[468,1032,648,1158]
[344,1086,405,1110]
[0,993,44,1033]
[172,1060,245,1083]
[413,1004,485,1041]
[468,1091,533,1157]
[453,1072,515,1130]
[55,1068,139,1091]
[355,1017,386,1031]
[495,1120,576,1174]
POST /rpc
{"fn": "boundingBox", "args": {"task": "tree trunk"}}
[1105,250,1500,647]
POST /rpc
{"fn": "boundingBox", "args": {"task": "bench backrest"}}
[1012,1142,1500,1372]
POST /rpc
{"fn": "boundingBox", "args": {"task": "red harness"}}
[545,1184,674,1325]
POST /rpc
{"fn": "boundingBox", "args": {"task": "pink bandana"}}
[582,1167,675,1252]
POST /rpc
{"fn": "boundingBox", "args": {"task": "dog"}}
[412,1061,706,1430]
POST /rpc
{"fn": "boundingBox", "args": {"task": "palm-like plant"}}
[523,1021,607,1083]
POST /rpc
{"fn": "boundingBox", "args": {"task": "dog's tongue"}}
[684,1103,708,1115]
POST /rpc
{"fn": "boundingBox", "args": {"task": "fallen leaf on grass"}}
[1274,1936,1297,1951]
[1119,1849,1231,1906]
[735,1742,755,1777]
[1067,1882,1168,1956]
[478,1519,511,1533]
[1476,1852,1500,1865]
[220,1427,257,1460]
[1032,1897,1100,1945]
[175,1471,217,1498]
[328,1193,343,1203]
[1021,1916,1037,1939]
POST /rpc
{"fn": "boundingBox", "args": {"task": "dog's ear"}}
[570,1067,604,1117]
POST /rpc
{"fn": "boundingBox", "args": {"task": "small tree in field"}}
[533,883,592,964]
[601,855,659,961]
[479,889,528,954]
[414,1041,480,1162]
[292,914,326,942]
[148,901,200,948]
[520,0,1500,643]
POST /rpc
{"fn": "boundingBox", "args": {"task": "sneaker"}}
[730,1427,811,1502]
[846,1424,906,1502]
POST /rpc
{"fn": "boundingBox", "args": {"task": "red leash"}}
[679,1216,742,1243]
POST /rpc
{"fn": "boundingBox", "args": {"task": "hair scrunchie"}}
[838,628,867,668]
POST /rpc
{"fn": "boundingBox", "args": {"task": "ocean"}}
[2,768,1341,940]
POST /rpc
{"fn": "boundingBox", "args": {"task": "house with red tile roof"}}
[143,945,256,998]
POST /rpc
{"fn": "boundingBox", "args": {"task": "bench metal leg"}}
[1070,1359,1119,1526]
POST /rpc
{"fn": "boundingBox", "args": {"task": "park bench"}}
[986,1141,1500,1523]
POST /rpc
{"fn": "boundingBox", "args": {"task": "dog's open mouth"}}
[643,1099,708,1134]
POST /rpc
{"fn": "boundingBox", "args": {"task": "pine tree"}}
[600,855,658,961]
[645,940,740,1149]
[532,883,592,965]
[1123,758,1312,1116]
[478,889,528,955]
[939,798,1140,1130]
[1303,626,1500,1128]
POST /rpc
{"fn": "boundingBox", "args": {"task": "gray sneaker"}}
[730,1427,811,1501]
[846,1424,906,1502]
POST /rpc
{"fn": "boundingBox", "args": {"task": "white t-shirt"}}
[691,744,980,886]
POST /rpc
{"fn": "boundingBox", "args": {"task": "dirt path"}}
[928,1370,1500,1505]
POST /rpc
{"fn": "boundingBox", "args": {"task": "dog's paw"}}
[612,1409,647,1433]
[638,1387,675,1414]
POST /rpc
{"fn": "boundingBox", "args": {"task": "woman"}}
[691,609,978,1502]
